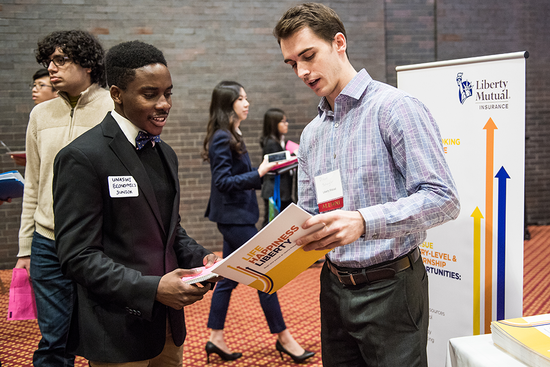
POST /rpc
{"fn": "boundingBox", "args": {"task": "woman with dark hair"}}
[203,81,314,364]
[260,108,294,227]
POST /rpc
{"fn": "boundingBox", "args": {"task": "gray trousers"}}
[320,254,429,367]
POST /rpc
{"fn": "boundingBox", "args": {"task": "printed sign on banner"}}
[397,51,527,366]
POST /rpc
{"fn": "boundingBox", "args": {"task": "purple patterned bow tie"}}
[135,131,161,150]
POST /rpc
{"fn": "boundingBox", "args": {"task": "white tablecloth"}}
[446,334,528,367]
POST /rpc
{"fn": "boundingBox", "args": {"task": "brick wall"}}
[384,0,437,86]
[0,0,548,268]
[0,0,383,268]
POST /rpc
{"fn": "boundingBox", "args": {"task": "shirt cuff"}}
[357,205,387,240]
[17,237,33,257]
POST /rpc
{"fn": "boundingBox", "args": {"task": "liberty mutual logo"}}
[456,72,473,104]
[456,72,510,110]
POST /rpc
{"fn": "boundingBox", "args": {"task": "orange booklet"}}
[181,204,327,294]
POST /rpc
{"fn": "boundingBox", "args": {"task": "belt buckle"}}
[336,270,358,286]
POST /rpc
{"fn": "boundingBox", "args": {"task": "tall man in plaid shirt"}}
[274,3,460,366]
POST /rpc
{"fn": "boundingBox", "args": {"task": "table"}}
[446,334,528,367]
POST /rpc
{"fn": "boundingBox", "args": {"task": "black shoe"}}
[205,341,242,363]
[275,340,315,363]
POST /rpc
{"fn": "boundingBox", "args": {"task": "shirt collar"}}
[317,68,372,116]
[57,83,102,107]
[111,110,142,148]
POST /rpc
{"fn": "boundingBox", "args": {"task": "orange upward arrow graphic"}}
[483,118,497,333]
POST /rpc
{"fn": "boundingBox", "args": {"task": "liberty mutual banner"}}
[396,51,528,366]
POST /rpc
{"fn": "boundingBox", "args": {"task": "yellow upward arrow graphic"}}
[471,206,484,335]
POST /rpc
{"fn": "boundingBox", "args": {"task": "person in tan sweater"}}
[15,30,113,366]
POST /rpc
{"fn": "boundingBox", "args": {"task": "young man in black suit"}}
[53,41,218,366]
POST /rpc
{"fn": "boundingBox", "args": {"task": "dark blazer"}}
[260,137,293,201]
[205,129,261,225]
[53,113,210,363]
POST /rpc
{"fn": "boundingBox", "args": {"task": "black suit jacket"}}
[204,129,261,225]
[53,113,210,362]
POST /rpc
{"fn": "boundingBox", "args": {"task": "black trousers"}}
[320,254,429,367]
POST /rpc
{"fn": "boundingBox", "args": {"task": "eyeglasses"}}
[279,120,289,124]
[41,55,70,69]
[30,82,55,91]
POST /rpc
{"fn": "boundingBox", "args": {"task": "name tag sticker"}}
[108,176,139,198]
[314,169,344,212]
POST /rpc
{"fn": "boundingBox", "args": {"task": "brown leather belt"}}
[326,247,421,286]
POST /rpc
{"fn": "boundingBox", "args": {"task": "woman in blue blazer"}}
[203,81,314,364]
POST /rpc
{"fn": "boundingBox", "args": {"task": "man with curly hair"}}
[15,30,113,366]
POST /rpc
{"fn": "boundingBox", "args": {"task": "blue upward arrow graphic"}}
[495,166,510,320]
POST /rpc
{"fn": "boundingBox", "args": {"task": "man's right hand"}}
[155,268,210,310]
[15,256,31,276]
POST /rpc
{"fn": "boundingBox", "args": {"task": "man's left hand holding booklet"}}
[0,170,25,201]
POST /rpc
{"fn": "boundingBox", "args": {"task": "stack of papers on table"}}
[491,314,550,367]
